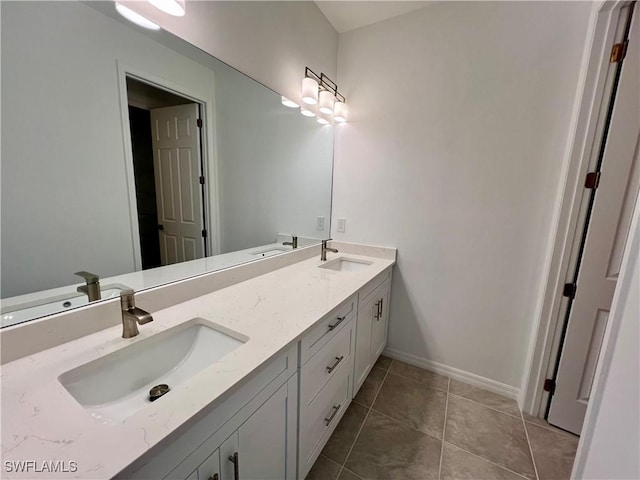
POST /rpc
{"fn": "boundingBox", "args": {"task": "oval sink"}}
[318,257,373,272]
[58,318,247,422]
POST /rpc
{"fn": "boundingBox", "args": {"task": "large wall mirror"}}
[1,1,334,327]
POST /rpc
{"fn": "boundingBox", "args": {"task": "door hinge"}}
[199,175,205,185]
[585,171,601,189]
[196,118,203,128]
[563,283,577,299]
[202,229,208,238]
[543,378,556,394]
[610,41,628,63]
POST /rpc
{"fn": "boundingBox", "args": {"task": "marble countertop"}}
[0,246,395,479]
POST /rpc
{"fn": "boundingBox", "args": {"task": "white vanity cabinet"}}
[353,268,392,394]
[125,346,298,480]
[298,296,357,479]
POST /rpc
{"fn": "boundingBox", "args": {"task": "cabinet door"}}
[219,433,239,480]
[354,295,376,393]
[371,285,390,361]
[237,380,295,480]
[197,449,220,480]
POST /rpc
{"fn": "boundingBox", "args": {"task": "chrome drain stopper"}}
[149,384,170,402]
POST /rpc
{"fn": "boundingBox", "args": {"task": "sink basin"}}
[59,318,247,422]
[252,247,290,257]
[319,257,373,272]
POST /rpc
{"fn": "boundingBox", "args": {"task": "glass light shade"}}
[318,90,335,115]
[301,77,318,105]
[281,96,298,108]
[300,106,316,117]
[334,101,348,122]
[316,116,330,125]
[115,3,161,30]
[148,0,186,16]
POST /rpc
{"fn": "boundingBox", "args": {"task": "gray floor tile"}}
[440,442,526,480]
[373,372,447,439]
[449,379,520,417]
[337,468,364,480]
[322,402,368,464]
[523,413,578,438]
[354,367,386,408]
[306,454,341,480]
[388,360,449,391]
[345,410,442,480]
[374,355,392,371]
[445,395,536,480]
[526,422,579,480]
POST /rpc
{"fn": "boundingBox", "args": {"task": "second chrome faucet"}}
[321,239,338,261]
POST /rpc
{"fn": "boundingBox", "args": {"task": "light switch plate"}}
[337,218,346,233]
[316,216,325,230]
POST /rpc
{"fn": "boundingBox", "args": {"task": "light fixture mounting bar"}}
[304,67,346,104]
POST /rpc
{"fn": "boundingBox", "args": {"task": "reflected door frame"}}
[117,61,221,270]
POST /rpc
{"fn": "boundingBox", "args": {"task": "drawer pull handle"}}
[328,316,346,331]
[324,404,341,426]
[326,355,344,373]
[228,452,239,480]
[379,298,384,319]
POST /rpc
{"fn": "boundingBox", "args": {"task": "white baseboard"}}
[383,347,521,401]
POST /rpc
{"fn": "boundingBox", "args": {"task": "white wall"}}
[333,1,593,387]
[121,1,338,106]
[574,193,639,479]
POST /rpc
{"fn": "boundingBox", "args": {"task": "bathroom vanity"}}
[0,243,395,480]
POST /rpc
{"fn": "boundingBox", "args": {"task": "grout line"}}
[443,441,531,480]
[521,410,540,480]
[447,392,522,420]
[340,465,366,480]
[437,377,450,480]
[523,417,579,439]
[337,360,393,478]
[368,404,444,441]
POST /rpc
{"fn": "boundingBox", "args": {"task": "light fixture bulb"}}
[317,117,330,125]
[318,90,335,115]
[334,101,348,123]
[115,3,161,30]
[300,106,316,117]
[281,96,298,108]
[148,0,186,16]
[301,77,319,105]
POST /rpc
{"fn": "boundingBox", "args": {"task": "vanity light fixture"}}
[115,3,161,30]
[148,0,186,16]
[302,67,347,122]
[316,116,330,126]
[281,96,299,108]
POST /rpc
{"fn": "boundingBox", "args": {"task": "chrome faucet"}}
[120,290,153,338]
[75,271,101,302]
[283,234,298,249]
[321,239,338,261]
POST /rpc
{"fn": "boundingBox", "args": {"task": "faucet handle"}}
[74,271,99,284]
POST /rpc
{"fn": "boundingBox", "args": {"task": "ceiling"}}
[315,1,431,34]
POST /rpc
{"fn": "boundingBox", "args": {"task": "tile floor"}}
[306,356,579,480]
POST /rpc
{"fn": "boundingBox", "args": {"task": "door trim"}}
[116,61,221,271]
[519,1,636,416]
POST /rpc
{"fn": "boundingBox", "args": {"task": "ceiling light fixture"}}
[148,0,186,16]
[115,3,161,30]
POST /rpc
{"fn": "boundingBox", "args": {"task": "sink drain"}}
[149,384,170,402]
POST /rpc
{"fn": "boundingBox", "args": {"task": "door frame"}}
[520,1,638,417]
[116,61,221,270]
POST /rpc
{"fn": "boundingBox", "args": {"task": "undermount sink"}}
[319,257,373,272]
[252,247,290,257]
[59,318,247,423]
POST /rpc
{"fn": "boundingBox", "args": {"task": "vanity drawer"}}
[301,295,356,364]
[300,317,354,406]
[299,355,351,471]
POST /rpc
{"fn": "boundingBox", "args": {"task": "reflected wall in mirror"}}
[1,1,334,327]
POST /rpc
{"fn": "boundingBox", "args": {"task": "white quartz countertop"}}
[0,248,395,479]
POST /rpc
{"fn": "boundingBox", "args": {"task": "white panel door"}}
[150,103,204,266]
[548,8,640,435]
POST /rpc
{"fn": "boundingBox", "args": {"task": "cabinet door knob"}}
[228,452,239,480]
[208,475,219,480]
[326,355,344,373]
[324,404,341,426]
[328,315,346,331]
